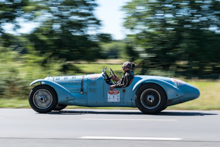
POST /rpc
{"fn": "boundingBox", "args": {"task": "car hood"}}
[44,73,103,83]
[45,75,84,83]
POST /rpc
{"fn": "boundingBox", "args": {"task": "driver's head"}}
[122,61,132,72]
[131,62,135,71]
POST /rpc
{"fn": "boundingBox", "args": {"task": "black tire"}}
[29,85,58,113]
[135,84,167,114]
[53,104,67,111]
[162,106,167,111]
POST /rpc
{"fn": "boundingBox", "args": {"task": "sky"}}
[2,0,130,40]
[94,0,130,40]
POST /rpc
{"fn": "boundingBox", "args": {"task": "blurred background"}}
[0,0,220,109]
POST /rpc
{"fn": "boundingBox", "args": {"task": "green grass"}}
[74,64,123,75]
[0,99,30,108]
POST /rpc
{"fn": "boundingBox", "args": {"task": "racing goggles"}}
[122,66,125,69]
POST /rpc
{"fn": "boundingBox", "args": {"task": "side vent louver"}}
[89,81,96,86]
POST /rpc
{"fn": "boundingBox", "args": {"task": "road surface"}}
[0,109,219,147]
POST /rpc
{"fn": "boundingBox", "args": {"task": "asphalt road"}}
[0,108,220,147]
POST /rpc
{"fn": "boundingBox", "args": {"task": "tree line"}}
[1,0,220,79]
[123,0,220,79]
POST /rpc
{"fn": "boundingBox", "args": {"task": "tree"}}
[27,0,103,64]
[97,33,112,43]
[0,0,104,66]
[123,0,220,78]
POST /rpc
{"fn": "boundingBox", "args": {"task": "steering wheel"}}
[102,67,111,83]
[109,68,117,84]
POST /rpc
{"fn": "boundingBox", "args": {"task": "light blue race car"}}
[29,67,200,114]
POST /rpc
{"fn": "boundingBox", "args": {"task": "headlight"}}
[171,78,185,88]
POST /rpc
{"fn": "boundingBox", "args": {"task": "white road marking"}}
[83,118,176,121]
[81,136,182,141]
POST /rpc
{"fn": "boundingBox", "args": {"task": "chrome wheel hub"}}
[147,95,154,103]
[39,95,47,102]
[140,88,161,109]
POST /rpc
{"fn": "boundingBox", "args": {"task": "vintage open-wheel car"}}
[29,67,200,114]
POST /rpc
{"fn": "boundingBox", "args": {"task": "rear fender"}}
[132,79,185,100]
[30,79,75,103]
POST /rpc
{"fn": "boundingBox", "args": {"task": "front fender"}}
[30,79,75,103]
[132,78,185,100]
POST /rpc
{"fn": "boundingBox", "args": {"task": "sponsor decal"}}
[108,90,120,102]
[88,74,101,80]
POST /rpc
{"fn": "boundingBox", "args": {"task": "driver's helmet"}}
[122,61,132,69]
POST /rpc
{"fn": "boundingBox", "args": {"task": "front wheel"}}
[135,84,167,114]
[29,85,58,113]
[53,104,67,111]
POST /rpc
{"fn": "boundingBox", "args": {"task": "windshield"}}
[102,66,107,73]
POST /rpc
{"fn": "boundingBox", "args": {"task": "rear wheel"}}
[29,85,58,113]
[135,84,167,114]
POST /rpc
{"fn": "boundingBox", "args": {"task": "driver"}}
[109,61,134,91]
[131,62,135,76]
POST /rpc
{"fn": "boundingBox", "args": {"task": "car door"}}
[103,76,142,107]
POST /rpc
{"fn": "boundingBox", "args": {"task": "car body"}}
[29,67,200,114]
